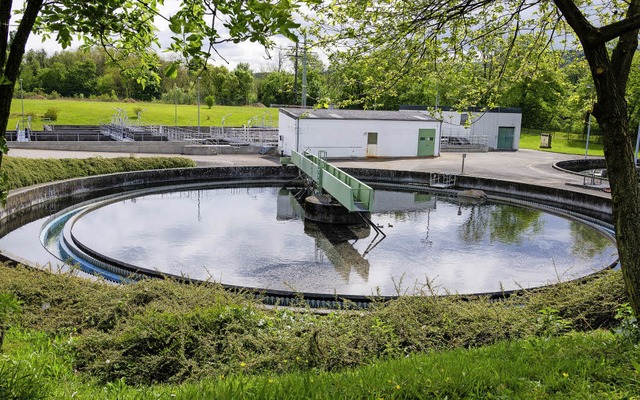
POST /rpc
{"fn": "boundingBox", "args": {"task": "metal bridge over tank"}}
[290,150,374,213]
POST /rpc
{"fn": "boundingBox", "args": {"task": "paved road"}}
[6,148,607,197]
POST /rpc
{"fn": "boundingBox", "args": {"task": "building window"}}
[367,132,378,145]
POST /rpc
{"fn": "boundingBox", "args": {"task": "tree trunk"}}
[555,0,640,314]
[0,0,44,196]
[587,43,640,313]
[598,108,640,312]
[0,79,15,146]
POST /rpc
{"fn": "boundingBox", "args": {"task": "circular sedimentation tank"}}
[0,166,618,307]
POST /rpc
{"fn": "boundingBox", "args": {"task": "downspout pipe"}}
[295,117,300,153]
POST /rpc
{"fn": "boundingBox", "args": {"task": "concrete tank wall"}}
[1,166,299,225]
[343,168,613,224]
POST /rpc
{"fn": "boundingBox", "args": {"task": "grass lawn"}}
[519,128,605,157]
[4,327,639,399]
[8,99,279,130]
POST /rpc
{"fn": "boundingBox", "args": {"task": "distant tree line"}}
[17,45,640,136]
[15,47,330,109]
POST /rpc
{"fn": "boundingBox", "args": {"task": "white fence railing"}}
[209,126,278,146]
[440,134,488,151]
[101,123,278,147]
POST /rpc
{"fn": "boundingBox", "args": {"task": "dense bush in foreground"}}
[3,156,196,190]
[0,264,628,386]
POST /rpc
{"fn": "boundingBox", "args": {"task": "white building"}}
[416,107,522,151]
[278,108,442,159]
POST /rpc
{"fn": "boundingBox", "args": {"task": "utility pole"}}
[302,38,308,108]
[585,111,591,160]
[174,85,178,127]
[197,77,202,135]
[293,43,299,104]
[20,79,24,128]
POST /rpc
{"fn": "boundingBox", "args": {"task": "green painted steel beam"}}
[290,150,373,212]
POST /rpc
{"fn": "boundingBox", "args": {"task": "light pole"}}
[174,85,178,127]
[585,111,592,160]
[197,77,202,135]
[585,86,593,160]
[20,79,25,130]
[301,38,307,108]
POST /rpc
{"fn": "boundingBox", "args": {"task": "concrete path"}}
[6,148,607,197]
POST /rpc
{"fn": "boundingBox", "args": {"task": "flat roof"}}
[280,108,440,122]
[400,105,522,114]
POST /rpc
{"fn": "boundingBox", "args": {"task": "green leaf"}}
[169,16,183,34]
[164,63,179,79]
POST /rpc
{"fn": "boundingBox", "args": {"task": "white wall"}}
[290,119,440,158]
[278,112,298,156]
[470,112,522,150]
[430,110,522,149]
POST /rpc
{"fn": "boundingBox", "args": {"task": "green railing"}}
[290,150,373,212]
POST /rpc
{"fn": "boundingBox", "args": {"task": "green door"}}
[497,127,515,149]
[418,129,436,156]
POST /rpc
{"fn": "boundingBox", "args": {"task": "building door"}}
[366,132,378,157]
[497,127,515,149]
[417,129,436,156]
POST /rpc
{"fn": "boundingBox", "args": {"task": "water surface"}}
[58,186,618,296]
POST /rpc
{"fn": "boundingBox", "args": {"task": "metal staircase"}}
[290,150,374,213]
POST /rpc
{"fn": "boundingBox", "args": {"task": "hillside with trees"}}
[17,45,640,139]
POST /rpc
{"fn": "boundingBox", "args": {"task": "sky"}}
[21,0,312,72]
[26,31,295,72]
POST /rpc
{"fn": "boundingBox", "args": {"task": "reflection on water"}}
[458,203,543,245]
[0,186,618,297]
[569,221,614,259]
[304,222,371,281]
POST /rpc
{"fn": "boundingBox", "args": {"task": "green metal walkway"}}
[290,150,374,213]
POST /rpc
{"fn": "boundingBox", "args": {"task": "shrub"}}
[46,91,60,100]
[205,95,215,109]
[89,92,119,102]
[132,106,145,118]
[3,156,196,190]
[42,107,59,121]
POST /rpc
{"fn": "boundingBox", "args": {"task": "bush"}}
[0,262,628,386]
[3,156,196,190]
[205,95,215,109]
[46,91,60,100]
[89,92,119,102]
[132,106,145,118]
[42,107,59,121]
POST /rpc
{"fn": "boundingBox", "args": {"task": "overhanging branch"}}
[554,0,640,46]
[595,11,640,44]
